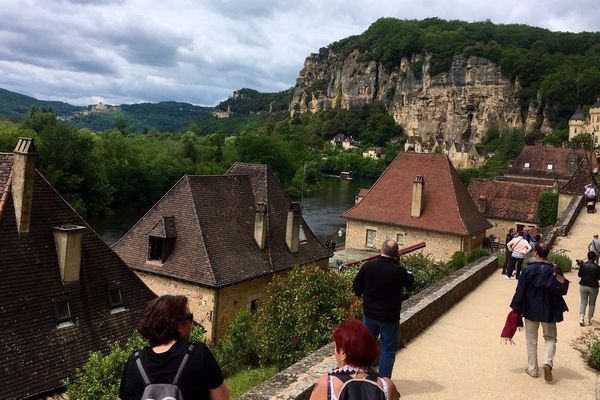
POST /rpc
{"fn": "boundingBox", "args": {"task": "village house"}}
[343,153,492,261]
[112,163,331,343]
[568,98,600,144]
[330,134,358,149]
[446,141,484,169]
[362,147,385,160]
[0,139,155,400]
[404,136,424,153]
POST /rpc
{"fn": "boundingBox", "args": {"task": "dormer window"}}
[149,236,166,262]
[147,216,176,263]
[107,283,126,314]
[524,162,530,168]
[547,164,553,170]
[299,225,308,244]
[52,296,74,328]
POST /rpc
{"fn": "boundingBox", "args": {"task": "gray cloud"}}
[0,0,598,106]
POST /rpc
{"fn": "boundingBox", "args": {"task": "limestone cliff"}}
[290,49,549,142]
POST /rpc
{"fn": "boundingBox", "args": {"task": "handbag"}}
[544,264,569,295]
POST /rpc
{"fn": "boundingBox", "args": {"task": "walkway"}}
[391,207,599,399]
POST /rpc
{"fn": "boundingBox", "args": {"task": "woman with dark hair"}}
[578,251,600,326]
[119,295,229,400]
[309,320,400,400]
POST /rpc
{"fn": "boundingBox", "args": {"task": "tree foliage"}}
[537,191,559,228]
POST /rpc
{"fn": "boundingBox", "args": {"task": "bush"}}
[466,248,490,263]
[254,266,360,369]
[548,252,573,272]
[588,337,600,370]
[447,251,468,271]
[537,191,559,228]
[214,309,258,375]
[401,253,451,295]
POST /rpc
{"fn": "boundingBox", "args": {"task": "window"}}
[547,164,553,170]
[396,233,405,245]
[250,299,259,313]
[52,296,74,328]
[299,225,307,244]
[149,236,165,261]
[365,229,376,247]
[107,283,125,314]
[524,162,530,168]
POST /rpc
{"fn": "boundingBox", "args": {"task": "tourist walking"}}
[353,239,414,378]
[119,295,229,400]
[578,251,600,326]
[503,228,515,275]
[510,242,569,382]
[309,320,400,400]
[506,231,532,279]
[589,235,600,262]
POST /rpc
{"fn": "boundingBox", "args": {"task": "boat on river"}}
[339,171,353,180]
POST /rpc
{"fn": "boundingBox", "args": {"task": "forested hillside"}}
[0,88,82,120]
[214,88,293,115]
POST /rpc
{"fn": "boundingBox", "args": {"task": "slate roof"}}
[593,97,600,109]
[505,146,598,181]
[343,153,492,236]
[570,105,586,121]
[407,136,423,144]
[467,179,550,223]
[112,163,331,288]
[0,152,155,399]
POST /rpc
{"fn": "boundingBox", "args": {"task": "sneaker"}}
[588,318,594,325]
[580,316,585,326]
[505,275,512,279]
[525,369,538,378]
[543,364,552,382]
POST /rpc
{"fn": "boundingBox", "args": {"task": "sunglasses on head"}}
[184,313,193,322]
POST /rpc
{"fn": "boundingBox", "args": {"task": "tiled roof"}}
[505,146,598,181]
[467,179,550,223]
[113,163,331,287]
[148,215,177,238]
[0,154,155,399]
[407,136,422,144]
[570,105,585,121]
[343,153,492,235]
[559,156,600,195]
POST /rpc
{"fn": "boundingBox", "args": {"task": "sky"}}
[0,0,598,107]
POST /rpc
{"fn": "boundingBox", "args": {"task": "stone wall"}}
[345,219,463,261]
[134,271,217,340]
[239,255,499,400]
[558,193,574,220]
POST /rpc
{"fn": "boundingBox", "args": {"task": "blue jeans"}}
[363,317,399,378]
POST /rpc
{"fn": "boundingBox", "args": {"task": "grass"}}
[225,366,278,399]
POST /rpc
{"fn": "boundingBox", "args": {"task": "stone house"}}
[568,98,600,143]
[0,139,155,399]
[362,147,385,159]
[404,136,424,153]
[446,141,484,169]
[343,153,492,261]
[113,163,331,343]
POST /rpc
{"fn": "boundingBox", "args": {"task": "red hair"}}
[333,319,378,367]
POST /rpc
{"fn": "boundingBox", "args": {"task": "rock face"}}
[291,49,547,142]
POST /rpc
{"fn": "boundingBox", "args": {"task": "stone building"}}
[343,153,492,261]
[568,98,600,143]
[113,163,331,343]
[0,139,155,399]
[362,147,385,159]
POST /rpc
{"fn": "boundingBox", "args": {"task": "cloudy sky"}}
[0,0,598,106]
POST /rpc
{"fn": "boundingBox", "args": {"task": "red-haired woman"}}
[309,320,400,400]
[119,295,229,400]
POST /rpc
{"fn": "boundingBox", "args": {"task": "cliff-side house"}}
[343,153,492,261]
[362,147,385,160]
[0,138,155,399]
[568,98,600,145]
[112,163,331,343]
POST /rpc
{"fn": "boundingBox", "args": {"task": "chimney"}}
[12,138,37,234]
[411,176,425,218]
[478,194,487,213]
[53,225,86,284]
[285,202,301,253]
[254,202,268,249]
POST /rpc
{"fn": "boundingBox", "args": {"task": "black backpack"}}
[135,344,194,400]
[328,372,387,400]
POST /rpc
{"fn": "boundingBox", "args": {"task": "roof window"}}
[107,283,126,314]
[52,296,74,328]
[524,162,530,168]
[547,164,553,170]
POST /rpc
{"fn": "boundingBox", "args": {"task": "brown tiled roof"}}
[467,179,550,223]
[0,153,155,399]
[148,215,177,238]
[505,146,598,181]
[343,153,492,235]
[113,163,331,287]
[559,156,600,195]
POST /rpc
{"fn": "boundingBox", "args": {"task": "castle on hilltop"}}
[569,97,600,144]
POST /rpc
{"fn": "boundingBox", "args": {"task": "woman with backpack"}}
[119,295,229,400]
[309,319,400,400]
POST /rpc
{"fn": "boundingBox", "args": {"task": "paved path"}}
[391,207,600,399]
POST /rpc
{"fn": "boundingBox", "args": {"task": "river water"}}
[88,175,374,246]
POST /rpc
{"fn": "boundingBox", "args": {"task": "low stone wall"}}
[542,195,584,248]
[239,255,499,400]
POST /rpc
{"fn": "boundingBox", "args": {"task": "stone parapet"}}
[239,255,498,400]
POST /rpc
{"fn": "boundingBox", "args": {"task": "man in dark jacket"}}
[353,239,414,378]
[510,242,568,382]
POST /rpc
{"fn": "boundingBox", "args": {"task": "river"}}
[88,175,374,246]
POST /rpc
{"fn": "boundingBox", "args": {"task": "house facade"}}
[568,98,600,143]
[0,139,155,399]
[343,153,492,261]
[113,163,331,343]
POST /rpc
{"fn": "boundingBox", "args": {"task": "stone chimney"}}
[477,194,487,213]
[53,225,86,284]
[285,202,301,253]
[12,137,37,234]
[254,202,268,249]
[411,176,425,218]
